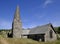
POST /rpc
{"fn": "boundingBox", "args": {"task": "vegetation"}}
[0,29,11,32]
[57,27,60,33]
[0,37,60,44]
[54,27,60,34]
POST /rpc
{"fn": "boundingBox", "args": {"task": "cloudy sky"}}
[0,0,60,29]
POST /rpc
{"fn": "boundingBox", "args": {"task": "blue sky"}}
[0,0,60,29]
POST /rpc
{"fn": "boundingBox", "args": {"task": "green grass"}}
[0,38,40,44]
[0,36,60,44]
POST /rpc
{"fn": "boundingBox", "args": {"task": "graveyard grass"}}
[0,35,60,44]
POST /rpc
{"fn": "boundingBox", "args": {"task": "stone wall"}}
[45,26,57,42]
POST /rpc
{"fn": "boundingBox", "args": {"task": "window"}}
[49,30,53,38]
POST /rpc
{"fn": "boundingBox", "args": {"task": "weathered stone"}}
[12,5,22,38]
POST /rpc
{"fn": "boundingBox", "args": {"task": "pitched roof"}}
[22,23,56,35]
[29,23,53,34]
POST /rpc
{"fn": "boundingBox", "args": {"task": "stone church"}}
[9,5,57,42]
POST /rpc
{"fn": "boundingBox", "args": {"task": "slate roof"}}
[29,23,52,35]
[22,23,55,35]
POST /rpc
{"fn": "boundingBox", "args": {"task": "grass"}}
[7,38,40,44]
[0,35,60,44]
[0,38,40,44]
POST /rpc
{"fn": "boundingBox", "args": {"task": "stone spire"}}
[14,5,20,20]
[12,5,22,38]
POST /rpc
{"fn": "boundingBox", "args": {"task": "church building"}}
[11,5,57,42]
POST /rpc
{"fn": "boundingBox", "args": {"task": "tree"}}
[58,27,60,34]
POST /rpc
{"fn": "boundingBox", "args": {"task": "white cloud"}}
[52,21,60,27]
[43,0,53,8]
[0,20,12,29]
[34,13,46,20]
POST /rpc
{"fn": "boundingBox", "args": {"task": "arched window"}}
[49,30,53,38]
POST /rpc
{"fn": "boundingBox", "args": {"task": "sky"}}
[0,0,60,29]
